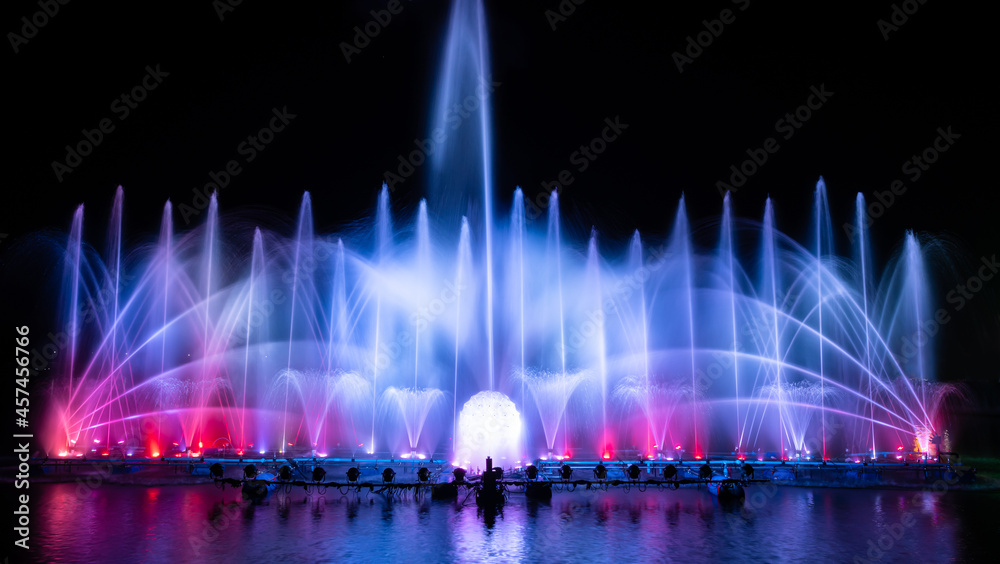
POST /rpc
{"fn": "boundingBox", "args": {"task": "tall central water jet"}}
[429,0,496,390]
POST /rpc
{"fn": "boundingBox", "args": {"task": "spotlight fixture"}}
[559,464,573,480]
[627,464,641,481]
[311,466,326,483]
[662,464,677,480]
[346,467,360,483]
[699,462,713,480]
[594,464,608,480]
[525,465,538,480]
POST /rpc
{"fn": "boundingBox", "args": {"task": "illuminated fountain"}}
[38,0,955,466]
[39,176,956,465]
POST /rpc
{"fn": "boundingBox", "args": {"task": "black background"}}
[2,0,998,451]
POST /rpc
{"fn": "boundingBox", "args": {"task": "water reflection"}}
[26,484,994,563]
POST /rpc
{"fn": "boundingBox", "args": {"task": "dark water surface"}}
[23,483,997,563]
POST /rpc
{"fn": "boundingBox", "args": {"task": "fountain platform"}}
[15,455,984,491]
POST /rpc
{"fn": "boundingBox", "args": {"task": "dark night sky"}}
[2,1,998,396]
